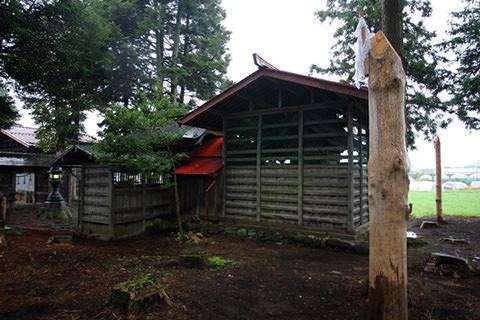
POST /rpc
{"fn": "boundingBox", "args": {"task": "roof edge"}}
[0,129,32,148]
[178,68,368,127]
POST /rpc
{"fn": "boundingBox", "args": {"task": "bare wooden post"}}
[434,136,444,223]
[256,115,263,222]
[297,110,304,226]
[347,106,354,231]
[2,196,6,221]
[368,31,408,320]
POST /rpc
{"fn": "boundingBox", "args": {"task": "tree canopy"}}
[311,0,450,147]
[443,0,480,130]
[94,84,187,177]
[0,0,231,152]
[1,0,112,152]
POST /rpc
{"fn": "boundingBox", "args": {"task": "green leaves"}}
[1,0,231,151]
[311,0,450,148]
[1,0,113,151]
[443,0,480,130]
[95,82,188,179]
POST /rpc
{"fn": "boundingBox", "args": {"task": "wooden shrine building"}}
[179,67,369,239]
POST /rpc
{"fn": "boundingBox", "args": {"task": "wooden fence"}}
[79,165,171,239]
[79,165,223,239]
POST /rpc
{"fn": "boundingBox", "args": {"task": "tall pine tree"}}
[2,0,112,152]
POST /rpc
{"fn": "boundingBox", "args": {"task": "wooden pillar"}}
[78,167,85,230]
[298,110,304,226]
[347,105,354,231]
[222,117,227,217]
[434,136,444,223]
[108,167,115,239]
[142,177,147,231]
[358,115,364,225]
[368,31,408,320]
[256,115,263,222]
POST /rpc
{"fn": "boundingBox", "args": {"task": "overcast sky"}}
[220,0,480,171]
[18,0,479,170]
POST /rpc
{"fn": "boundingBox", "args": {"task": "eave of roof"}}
[0,129,33,148]
[178,68,368,127]
[0,152,56,168]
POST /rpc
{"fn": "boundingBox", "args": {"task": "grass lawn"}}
[409,190,480,217]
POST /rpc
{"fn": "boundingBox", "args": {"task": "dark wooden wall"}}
[79,165,223,239]
[0,167,50,203]
[223,102,369,235]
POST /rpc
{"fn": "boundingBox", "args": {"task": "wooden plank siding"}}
[80,165,172,239]
[223,102,369,234]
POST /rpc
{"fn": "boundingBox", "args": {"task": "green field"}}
[408,190,480,217]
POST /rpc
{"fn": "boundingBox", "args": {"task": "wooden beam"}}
[358,114,364,225]
[223,101,347,119]
[222,117,227,218]
[347,105,354,231]
[368,30,408,320]
[256,115,262,222]
[79,167,85,230]
[298,110,304,226]
[108,167,115,239]
[142,177,146,232]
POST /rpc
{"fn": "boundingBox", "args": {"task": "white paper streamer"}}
[354,17,372,89]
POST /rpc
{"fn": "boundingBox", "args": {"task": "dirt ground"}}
[1,207,479,320]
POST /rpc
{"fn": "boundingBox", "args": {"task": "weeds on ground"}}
[208,256,237,266]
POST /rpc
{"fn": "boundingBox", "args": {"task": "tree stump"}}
[109,282,166,314]
[178,247,208,268]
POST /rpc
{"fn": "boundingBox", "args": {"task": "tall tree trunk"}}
[434,136,444,223]
[179,13,191,104]
[381,0,403,62]
[368,31,408,320]
[170,0,183,103]
[154,0,165,92]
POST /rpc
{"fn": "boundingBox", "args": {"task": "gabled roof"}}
[178,68,368,130]
[51,144,98,167]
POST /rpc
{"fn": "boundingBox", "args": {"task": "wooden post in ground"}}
[434,136,444,224]
[368,30,409,320]
[2,197,6,221]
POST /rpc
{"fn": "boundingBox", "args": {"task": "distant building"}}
[0,125,92,204]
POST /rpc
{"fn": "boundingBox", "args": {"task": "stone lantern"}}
[39,166,72,220]
[45,166,65,205]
